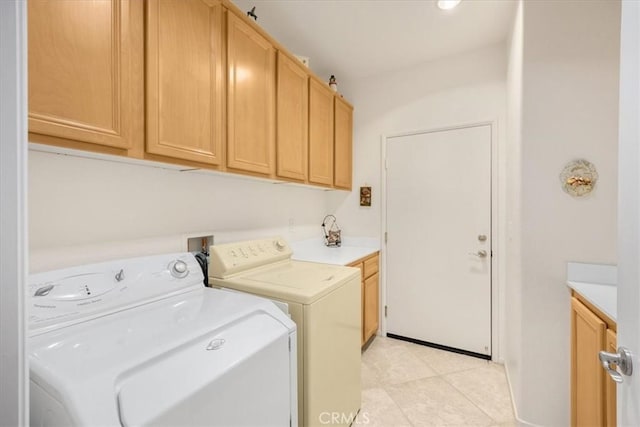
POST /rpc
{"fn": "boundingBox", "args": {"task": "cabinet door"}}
[308,78,334,186]
[146,0,223,165]
[334,97,353,190]
[28,0,142,150]
[605,329,617,427]
[227,12,275,175]
[364,272,379,343]
[349,261,365,345]
[276,53,308,181]
[571,297,606,427]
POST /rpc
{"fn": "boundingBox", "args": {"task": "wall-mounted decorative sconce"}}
[360,186,371,207]
[560,159,598,197]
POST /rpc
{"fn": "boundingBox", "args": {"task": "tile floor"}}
[356,336,516,427]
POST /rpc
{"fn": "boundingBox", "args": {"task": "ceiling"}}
[231,0,517,84]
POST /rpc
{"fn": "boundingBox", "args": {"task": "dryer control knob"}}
[170,260,189,278]
[274,240,286,251]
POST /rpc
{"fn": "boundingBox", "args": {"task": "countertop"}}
[566,262,617,322]
[290,237,380,266]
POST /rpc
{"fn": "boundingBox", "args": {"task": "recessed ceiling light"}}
[437,0,462,10]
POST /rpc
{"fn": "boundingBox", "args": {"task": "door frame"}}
[380,120,502,361]
[0,0,29,424]
[616,0,640,424]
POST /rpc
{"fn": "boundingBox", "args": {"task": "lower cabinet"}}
[350,252,380,346]
[571,294,617,427]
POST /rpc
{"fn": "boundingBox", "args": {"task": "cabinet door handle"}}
[599,346,633,383]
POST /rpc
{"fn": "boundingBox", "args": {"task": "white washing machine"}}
[28,252,297,427]
[209,237,361,427]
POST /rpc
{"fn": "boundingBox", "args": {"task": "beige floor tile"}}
[488,422,518,427]
[360,337,516,426]
[386,376,495,427]
[403,341,491,375]
[443,364,515,424]
[362,337,437,386]
[354,387,412,427]
[364,335,410,352]
[361,358,380,390]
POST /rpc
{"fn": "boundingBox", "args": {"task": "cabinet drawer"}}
[363,254,379,278]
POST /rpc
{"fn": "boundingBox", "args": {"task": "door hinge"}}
[288,336,291,351]
[384,232,388,244]
[385,305,388,317]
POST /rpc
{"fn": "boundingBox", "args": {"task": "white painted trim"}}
[504,363,544,427]
[616,1,640,425]
[379,134,388,338]
[0,1,28,424]
[379,120,503,362]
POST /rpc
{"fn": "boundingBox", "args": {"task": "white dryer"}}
[209,237,361,427]
[28,252,297,427]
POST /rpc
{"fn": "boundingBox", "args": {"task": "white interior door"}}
[617,1,640,424]
[385,124,492,356]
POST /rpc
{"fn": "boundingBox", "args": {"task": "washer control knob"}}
[34,284,54,297]
[170,260,189,278]
[275,239,286,251]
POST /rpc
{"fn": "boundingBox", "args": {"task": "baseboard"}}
[503,362,544,427]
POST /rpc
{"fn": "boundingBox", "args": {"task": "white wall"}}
[29,150,330,269]
[507,1,620,425]
[504,1,523,421]
[329,43,507,237]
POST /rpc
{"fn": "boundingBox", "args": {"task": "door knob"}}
[469,250,487,258]
[599,346,633,383]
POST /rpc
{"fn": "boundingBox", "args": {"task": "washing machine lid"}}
[117,307,290,426]
[29,287,295,425]
[215,260,360,304]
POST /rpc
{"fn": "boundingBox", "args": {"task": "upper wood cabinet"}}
[28,0,354,189]
[226,12,276,176]
[308,78,334,186]
[146,0,223,165]
[276,52,309,182]
[28,0,143,150]
[334,96,353,190]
